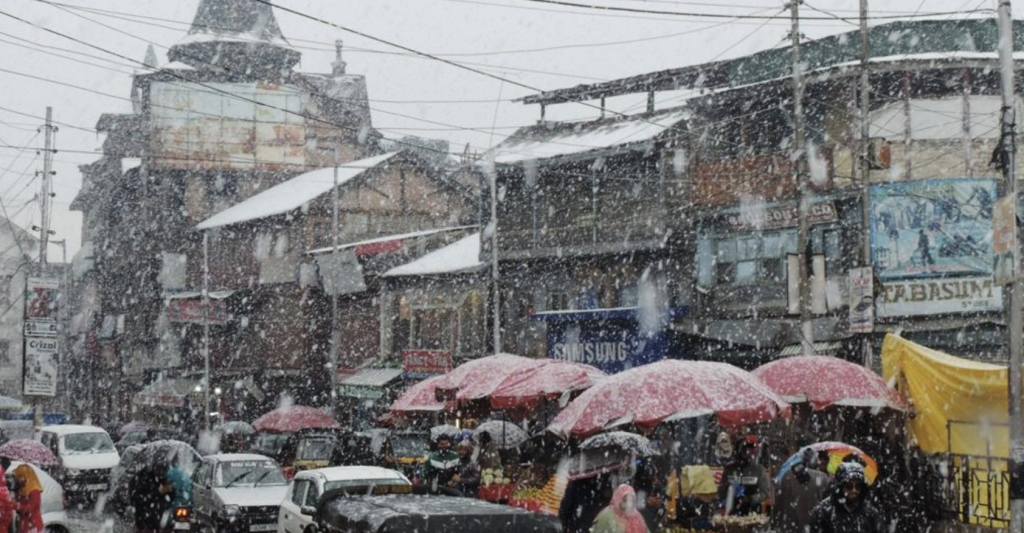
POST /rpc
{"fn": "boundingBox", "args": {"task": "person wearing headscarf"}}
[11,464,43,533]
[0,457,14,533]
[773,448,830,533]
[591,484,650,533]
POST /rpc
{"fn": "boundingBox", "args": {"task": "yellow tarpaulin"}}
[881,333,1011,456]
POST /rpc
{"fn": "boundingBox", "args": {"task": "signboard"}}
[401,350,452,379]
[726,201,838,232]
[876,276,1002,317]
[23,337,58,397]
[993,194,1017,285]
[167,299,230,324]
[544,317,666,374]
[870,179,996,280]
[317,250,367,296]
[150,81,306,171]
[25,277,59,321]
[24,321,58,338]
[848,267,874,333]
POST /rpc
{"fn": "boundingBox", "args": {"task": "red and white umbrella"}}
[0,439,58,466]
[436,353,548,405]
[489,360,606,410]
[752,355,906,411]
[252,405,340,433]
[389,374,450,415]
[547,360,790,439]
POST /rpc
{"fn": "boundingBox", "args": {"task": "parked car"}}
[277,466,410,533]
[37,424,119,499]
[192,453,288,533]
[7,461,72,533]
[314,484,560,533]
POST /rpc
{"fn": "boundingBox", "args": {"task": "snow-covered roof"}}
[869,96,1011,141]
[206,453,275,462]
[39,425,109,436]
[197,152,399,230]
[384,232,483,277]
[121,158,141,174]
[489,109,688,165]
[307,225,476,255]
[175,30,294,50]
[297,466,408,483]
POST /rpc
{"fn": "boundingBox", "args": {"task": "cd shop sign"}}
[877,276,1002,317]
[726,201,838,231]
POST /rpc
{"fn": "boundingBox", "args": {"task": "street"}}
[67,509,125,533]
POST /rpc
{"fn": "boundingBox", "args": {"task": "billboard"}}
[150,82,307,171]
[25,277,59,322]
[870,179,996,280]
[877,276,1002,317]
[23,337,58,397]
[993,194,1017,285]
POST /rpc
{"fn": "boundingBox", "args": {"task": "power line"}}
[0,105,96,134]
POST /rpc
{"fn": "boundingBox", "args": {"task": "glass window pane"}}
[716,263,736,285]
[763,234,781,258]
[762,258,784,282]
[781,230,798,254]
[736,261,757,284]
[717,239,736,263]
[697,240,714,287]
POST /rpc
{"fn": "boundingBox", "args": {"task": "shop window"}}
[546,290,570,312]
[254,233,273,260]
[273,233,289,257]
[412,308,455,351]
[711,230,797,287]
[697,240,714,288]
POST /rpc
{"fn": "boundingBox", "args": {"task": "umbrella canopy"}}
[118,420,148,437]
[473,420,528,449]
[489,361,606,411]
[753,355,906,411]
[775,442,878,485]
[547,360,790,439]
[430,425,461,442]
[252,405,340,433]
[437,354,548,406]
[389,374,450,415]
[217,421,256,435]
[0,396,22,411]
[579,431,659,457]
[0,439,58,466]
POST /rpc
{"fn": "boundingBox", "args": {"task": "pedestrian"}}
[591,484,650,533]
[421,434,459,492]
[772,448,830,533]
[559,474,612,533]
[476,431,501,471]
[10,464,43,533]
[0,457,14,533]
[638,484,667,533]
[450,441,481,497]
[810,462,884,533]
[718,435,770,515]
[130,461,173,533]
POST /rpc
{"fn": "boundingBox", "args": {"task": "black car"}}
[315,484,561,533]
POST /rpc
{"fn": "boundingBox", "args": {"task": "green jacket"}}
[421,449,459,488]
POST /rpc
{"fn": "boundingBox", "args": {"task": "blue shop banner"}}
[870,178,996,281]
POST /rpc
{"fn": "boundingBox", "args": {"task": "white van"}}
[38,424,120,497]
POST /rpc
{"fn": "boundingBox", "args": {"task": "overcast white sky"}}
[0,0,999,257]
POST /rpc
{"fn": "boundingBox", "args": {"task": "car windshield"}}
[63,432,115,454]
[391,435,425,458]
[297,438,333,461]
[257,434,289,454]
[215,460,285,487]
[324,478,410,492]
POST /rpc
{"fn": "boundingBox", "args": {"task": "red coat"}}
[0,466,13,532]
[16,490,43,533]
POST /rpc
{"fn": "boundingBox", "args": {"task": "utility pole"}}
[858,0,874,367]
[330,148,340,415]
[997,2,1023,531]
[39,107,54,272]
[790,1,813,355]
[490,165,501,355]
[202,231,211,432]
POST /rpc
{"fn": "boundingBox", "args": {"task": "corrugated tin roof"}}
[339,368,403,388]
[778,341,844,357]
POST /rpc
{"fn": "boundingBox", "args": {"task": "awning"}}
[307,226,476,257]
[166,290,236,300]
[134,378,198,408]
[339,368,403,388]
[531,306,688,323]
[777,341,844,357]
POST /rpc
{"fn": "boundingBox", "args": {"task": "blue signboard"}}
[870,179,996,280]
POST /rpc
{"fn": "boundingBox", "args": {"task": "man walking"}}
[810,462,884,533]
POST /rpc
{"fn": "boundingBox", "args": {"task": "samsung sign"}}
[552,341,630,365]
[541,313,670,374]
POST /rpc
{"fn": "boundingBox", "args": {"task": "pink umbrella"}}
[252,405,341,433]
[118,420,149,437]
[437,353,548,406]
[547,360,791,439]
[752,355,906,411]
[389,374,450,415]
[489,361,606,410]
[0,439,58,466]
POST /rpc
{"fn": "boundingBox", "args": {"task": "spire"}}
[332,40,347,77]
[167,0,300,72]
[143,44,159,69]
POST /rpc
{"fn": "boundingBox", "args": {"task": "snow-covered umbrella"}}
[0,439,58,466]
[118,420,148,437]
[430,424,461,442]
[436,353,548,408]
[0,396,22,411]
[216,421,256,435]
[473,420,528,449]
[253,405,340,433]
[389,374,449,415]
[752,355,906,411]
[489,361,606,411]
[579,431,659,457]
[547,360,790,439]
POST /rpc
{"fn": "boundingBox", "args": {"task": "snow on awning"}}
[777,341,844,357]
[307,226,476,257]
[489,108,687,165]
[339,368,403,388]
[166,290,236,300]
[384,232,483,277]
[531,306,688,323]
[134,379,198,408]
[196,152,399,230]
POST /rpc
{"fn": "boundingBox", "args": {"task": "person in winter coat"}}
[638,484,667,533]
[476,431,502,471]
[10,464,43,533]
[165,455,192,509]
[773,448,830,533]
[450,441,481,497]
[718,435,770,515]
[592,484,650,533]
[0,457,15,533]
[559,474,612,533]
[810,462,884,533]
[130,462,173,533]
[421,434,460,491]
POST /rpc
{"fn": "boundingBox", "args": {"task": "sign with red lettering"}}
[401,350,452,378]
[167,299,229,324]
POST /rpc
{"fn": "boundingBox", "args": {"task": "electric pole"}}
[202,231,210,432]
[858,0,874,368]
[39,107,54,272]
[997,1,1023,531]
[790,1,813,355]
[331,148,340,415]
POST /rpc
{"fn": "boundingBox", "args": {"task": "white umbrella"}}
[473,420,528,449]
[580,431,659,457]
[430,424,461,442]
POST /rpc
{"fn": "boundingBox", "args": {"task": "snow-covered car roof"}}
[295,466,407,483]
[205,453,275,463]
[40,425,110,436]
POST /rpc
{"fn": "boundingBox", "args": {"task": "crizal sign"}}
[551,342,630,365]
[877,276,1002,317]
[726,201,837,231]
[23,337,58,397]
